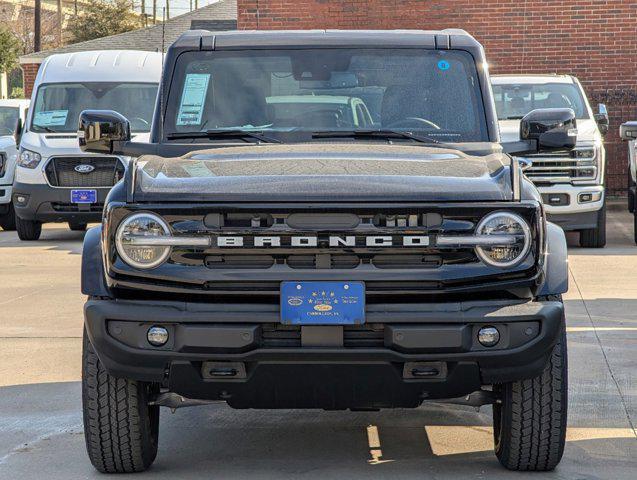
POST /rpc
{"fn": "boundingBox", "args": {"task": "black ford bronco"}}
[79,29,573,473]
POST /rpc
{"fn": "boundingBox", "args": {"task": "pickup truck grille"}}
[521,149,597,183]
[45,157,125,187]
[0,153,6,178]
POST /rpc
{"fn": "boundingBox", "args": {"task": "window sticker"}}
[33,110,68,126]
[176,73,211,126]
[437,60,450,71]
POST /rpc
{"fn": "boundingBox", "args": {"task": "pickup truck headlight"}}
[18,149,42,169]
[115,213,171,269]
[475,212,531,268]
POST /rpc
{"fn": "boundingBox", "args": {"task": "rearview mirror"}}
[594,103,609,135]
[620,121,637,141]
[520,108,577,153]
[78,110,131,154]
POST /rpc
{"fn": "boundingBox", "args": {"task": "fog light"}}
[147,326,169,346]
[478,326,500,347]
[578,192,602,204]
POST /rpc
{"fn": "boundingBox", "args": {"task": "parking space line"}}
[568,265,637,439]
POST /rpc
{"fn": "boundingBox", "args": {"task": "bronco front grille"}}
[45,157,125,187]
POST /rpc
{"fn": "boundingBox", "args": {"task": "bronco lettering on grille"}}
[215,235,430,248]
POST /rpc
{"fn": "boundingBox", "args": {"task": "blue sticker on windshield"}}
[177,73,210,126]
[437,60,450,71]
[33,110,68,127]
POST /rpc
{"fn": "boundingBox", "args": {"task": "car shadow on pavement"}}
[1,382,636,479]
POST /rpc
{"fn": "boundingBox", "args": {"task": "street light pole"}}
[34,0,42,52]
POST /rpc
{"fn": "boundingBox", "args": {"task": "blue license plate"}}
[281,281,365,325]
[71,189,97,204]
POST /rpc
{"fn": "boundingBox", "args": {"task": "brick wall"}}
[238,0,637,196]
[21,63,41,99]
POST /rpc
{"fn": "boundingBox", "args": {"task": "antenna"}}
[159,7,166,145]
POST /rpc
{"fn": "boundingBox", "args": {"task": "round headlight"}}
[115,213,171,269]
[475,212,531,268]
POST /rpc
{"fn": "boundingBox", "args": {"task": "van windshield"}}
[31,82,158,133]
[165,49,489,143]
[492,82,589,120]
[0,107,19,136]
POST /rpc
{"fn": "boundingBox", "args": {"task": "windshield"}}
[0,106,19,136]
[31,82,158,133]
[166,49,489,142]
[492,82,589,120]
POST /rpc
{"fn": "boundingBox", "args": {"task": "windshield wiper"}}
[311,129,448,146]
[504,116,524,120]
[166,129,282,143]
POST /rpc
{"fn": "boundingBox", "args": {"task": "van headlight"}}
[18,149,42,169]
[115,213,171,269]
[475,212,531,268]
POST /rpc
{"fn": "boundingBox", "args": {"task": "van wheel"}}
[579,203,606,248]
[15,216,42,240]
[0,203,16,231]
[82,329,160,473]
[493,321,568,471]
[69,221,87,231]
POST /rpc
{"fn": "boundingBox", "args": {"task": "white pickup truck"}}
[492,75,608,248]
[0,99,30,231]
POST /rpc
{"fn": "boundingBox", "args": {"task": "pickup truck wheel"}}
[0,203,16,231]
[15,216,42,240]
[68,221,87,231]
[493,321,567,471]
[579,203,606,248]
[82,329,160,473]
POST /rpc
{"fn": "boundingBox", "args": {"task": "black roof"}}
[171,29,481,51]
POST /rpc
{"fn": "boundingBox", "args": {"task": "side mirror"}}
[620,121,637,141]
[78,110,131,154]
[14,117,23,146]
[594,103,609,135]
[520,108,577,153]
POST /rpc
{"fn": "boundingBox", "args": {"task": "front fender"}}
[81,225,110,297]
[537,222,568,296]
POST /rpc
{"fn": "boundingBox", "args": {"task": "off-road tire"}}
[0,203,16,231]
[68,221,87,231]
[15,215,42,240]
[493,320,568,471]
[579,202,606,248]
[82,329,160,473]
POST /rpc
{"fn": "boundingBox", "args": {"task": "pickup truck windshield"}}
[0,106,19,136]
[166,49,489,142]
[493,82,589,120]
[31,82,158,133]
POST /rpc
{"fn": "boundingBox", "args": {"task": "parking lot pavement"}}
[1,211,636,480]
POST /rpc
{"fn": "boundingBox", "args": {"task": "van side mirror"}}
[78,110,131,154]
[520,108,577,153]
[620,121,637,141]
[14,117,23,146]
[594,104,609,135]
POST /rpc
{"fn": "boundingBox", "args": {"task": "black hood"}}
[132,143,513,202]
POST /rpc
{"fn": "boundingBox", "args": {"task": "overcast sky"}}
[139,0,221,19]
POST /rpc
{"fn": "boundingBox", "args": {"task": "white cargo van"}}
[13,50,162,240]
[0,99,30,230]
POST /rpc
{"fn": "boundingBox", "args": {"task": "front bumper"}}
[538,184,604,230]
[13,181,110,223]
[85,298,565,409]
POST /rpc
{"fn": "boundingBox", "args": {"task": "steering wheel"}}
[0,127,14,136]
[386,117,441,130]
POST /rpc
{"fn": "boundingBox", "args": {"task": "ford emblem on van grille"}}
[74,164,95,174]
